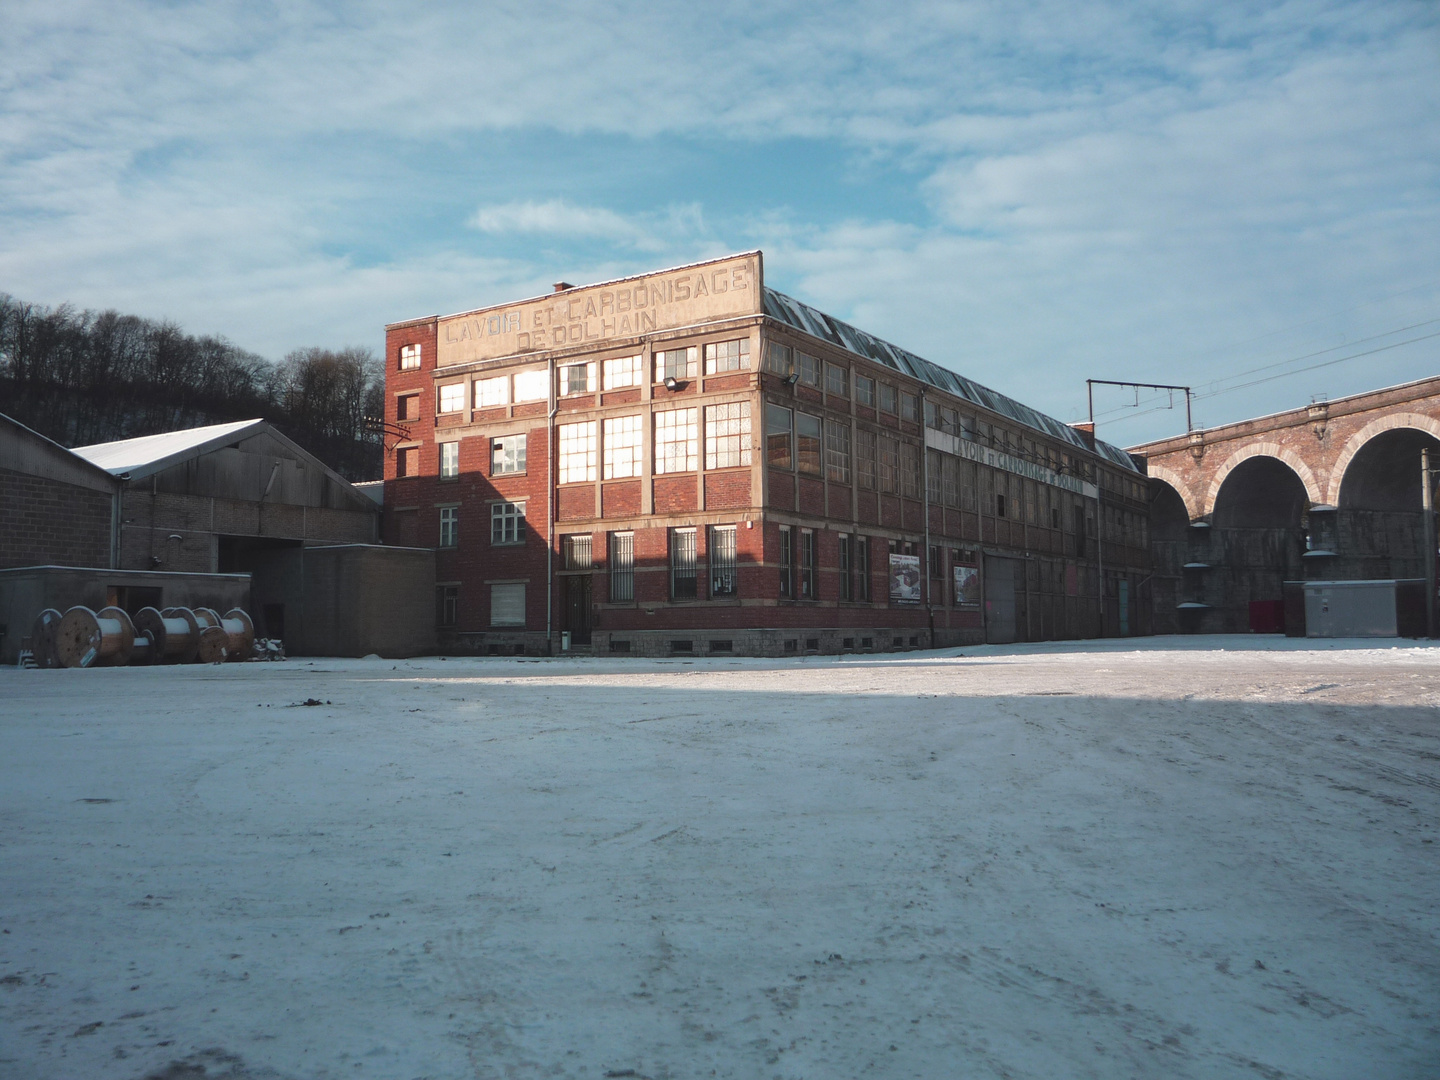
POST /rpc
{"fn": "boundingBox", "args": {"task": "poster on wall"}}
[889,553,921,604]
[953,564,980,607]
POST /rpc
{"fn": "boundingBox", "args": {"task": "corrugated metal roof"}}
[73,419,265,477]
[763,289,1138,472]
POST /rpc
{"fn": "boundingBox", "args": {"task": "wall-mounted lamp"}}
[664,376,679,391]
[785,371,800,386]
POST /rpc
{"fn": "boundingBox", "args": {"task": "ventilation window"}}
[909,635,919,646]
[709,640,733,653]
[805,638,819,651]
[842,637,854,649]
[609,639,631,653]
[861,637,874,649]
[892,636,904,647]
[487,644,502,656]
[784,639,798,653]
[670,640,694,653]
[513,644,525,655]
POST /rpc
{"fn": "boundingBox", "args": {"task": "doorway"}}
[563,575,592,645]
[984,555,1020,644]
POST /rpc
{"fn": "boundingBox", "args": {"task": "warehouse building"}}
[383,252,1151,656]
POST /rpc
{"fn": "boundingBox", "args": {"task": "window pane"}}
[490,582,525,626]
[475,376,509,408]
[558,421,597,484]
[797,352,820,386]
[438,383,465,413]
[703,338,750,374]
[513,369,548,402]
[800,530,815,598]
[603,354,642,390]
[671,528,697,599]
[824,420,851,483]
[855,375,875,406]
[901,392,919,422]
[763,341,792,375]
[654,408,698,474]
[609,532,634,601]
[490,501,525,544]
[825,363,848,397]
[492,434,526,475]
[857,429,876,490]
[560,362,595,395]
[878,384,898,414]
[439,506,458,548]
[399,343,420,370]
[655,347,697,382]
[796,413,822,475]
[710,525,738,596]
[765,404,792,469]
[602,414,643,479]
[878,435,898,492]
[440,442,459,478]
[778,526,792,597]
[563,534,593,570]
[705,402,752,470]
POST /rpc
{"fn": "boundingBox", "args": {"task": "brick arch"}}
[1325,412,1440,506]
[1204,442,1322,517]
[1145,464,1200,520]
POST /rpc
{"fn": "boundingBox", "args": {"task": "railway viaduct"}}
[1128,375,1440,633]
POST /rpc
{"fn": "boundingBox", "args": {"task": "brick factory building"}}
[383,252,1151,656]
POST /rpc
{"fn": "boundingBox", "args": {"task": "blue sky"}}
[2,0,1438,445]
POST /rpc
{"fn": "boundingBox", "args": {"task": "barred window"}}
[901,442,920,498]
[475,376,508,408]
[603,353,642,390]
[878,435,899,493]
[764,341,792,375]
[857,428,877,490]
[437,584,458,628]
[878,383,898,414]
[491,501,525,545]
[559,361,596,396]
[491,434,526,475]
[513,369,548,402]
[710,525,738,596]
[654,408,698,474]
[438,382,465,414]
[440,441,460,479]
[671,527,697,600]
[901,392,919,423]
[796,413,822,475]
[609,532,634,601]
[855,374,875,407]
[558,421,597,484]
[704,338,751,374]
[927,449,943,504]
[825,420,851,483]
[602,414,643,479]
[838,533,852,601]
[824,362,848,398]
[439,506,458,548]
[399,343,420,370]
[797,352,821,386]
[799,529,816,599]
[655,347,697,383]
[563,534,592,570]
[705,402,752,469]
[778,525,793,598]
[766,404,792,469]
[857,535,871,600]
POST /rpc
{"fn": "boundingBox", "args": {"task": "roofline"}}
[0,411,123,489]
[84,419,269,481]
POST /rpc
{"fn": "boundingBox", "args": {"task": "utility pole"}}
[1424,448,1437,639]
[1087,379,1193,432]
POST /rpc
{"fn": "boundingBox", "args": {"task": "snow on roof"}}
[72,419,265,476]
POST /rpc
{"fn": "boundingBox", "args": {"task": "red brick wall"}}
[705,470,752,510]
[603,481,641,518]
[557,485,595,521]
[653,475,698,513]
[798,477,825,516]
[0,467,112,569]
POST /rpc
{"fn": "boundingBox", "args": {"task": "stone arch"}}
[1145,464,1200,520]
[1325,412,1440,506]
[1203,442,1321,517]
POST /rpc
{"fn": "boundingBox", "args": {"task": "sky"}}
[2,0,1438,447]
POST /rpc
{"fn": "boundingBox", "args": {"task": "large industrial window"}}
[491,434,526,475]
[878,435,899,493]
[942,454,960,507]
[926,449,942,503]
[559,362,596,396]
[857,535,871,600]
[766,404,792,469]
[901,392,919,423]
[654,408,698,474]
[655,347,697,383]
[513,369,548,402]
[491,501,525,545]
[609,532,634,601]
[901,443,920,499]
[602,415,642,479]
[396,446,418,477]
[439,506,458,548]
[705,402,752,469]
[558,421,597,484]
[825,420,851,482]
[797,352,821,387]
[440,441,460,479]
[704,339,750,374]
[838,534,852,601]
[710,525,738,596]
[671,527,697,600]
[490,582,525,627]
[799,529,816,599]
[603,353,642,390]
[475,376,508,408]
[878,383,898,415]
[563,534,593,570]
[857,429,876,490]
[854,374,875,407]
[436,584,458,627]
[795,413,822,475]
[778,526,793,598]
[824,362,848,398]
[764,341,792,376]
[438,382,465,414]
[399,343,421,370]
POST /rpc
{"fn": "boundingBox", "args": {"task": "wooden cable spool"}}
[129,629,156,665]
[134,606,202,664]
[193,607,255,661]
[29,608,63,669]
[54,606,136,668]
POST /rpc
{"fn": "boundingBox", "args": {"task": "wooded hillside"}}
[0,293,383,481]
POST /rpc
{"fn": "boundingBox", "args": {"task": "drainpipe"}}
[920,387,933,644]
[546,352,557,652]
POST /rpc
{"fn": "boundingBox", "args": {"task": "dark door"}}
[564,576,592,645]
[983,556,1018,644]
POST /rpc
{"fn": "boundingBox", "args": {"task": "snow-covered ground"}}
[1,636,1437,1080]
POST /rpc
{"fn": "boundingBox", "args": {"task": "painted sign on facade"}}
[953,564,979,607]
[925,428,1100,499]
[436,253,762,367]
[890,553,921,604]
